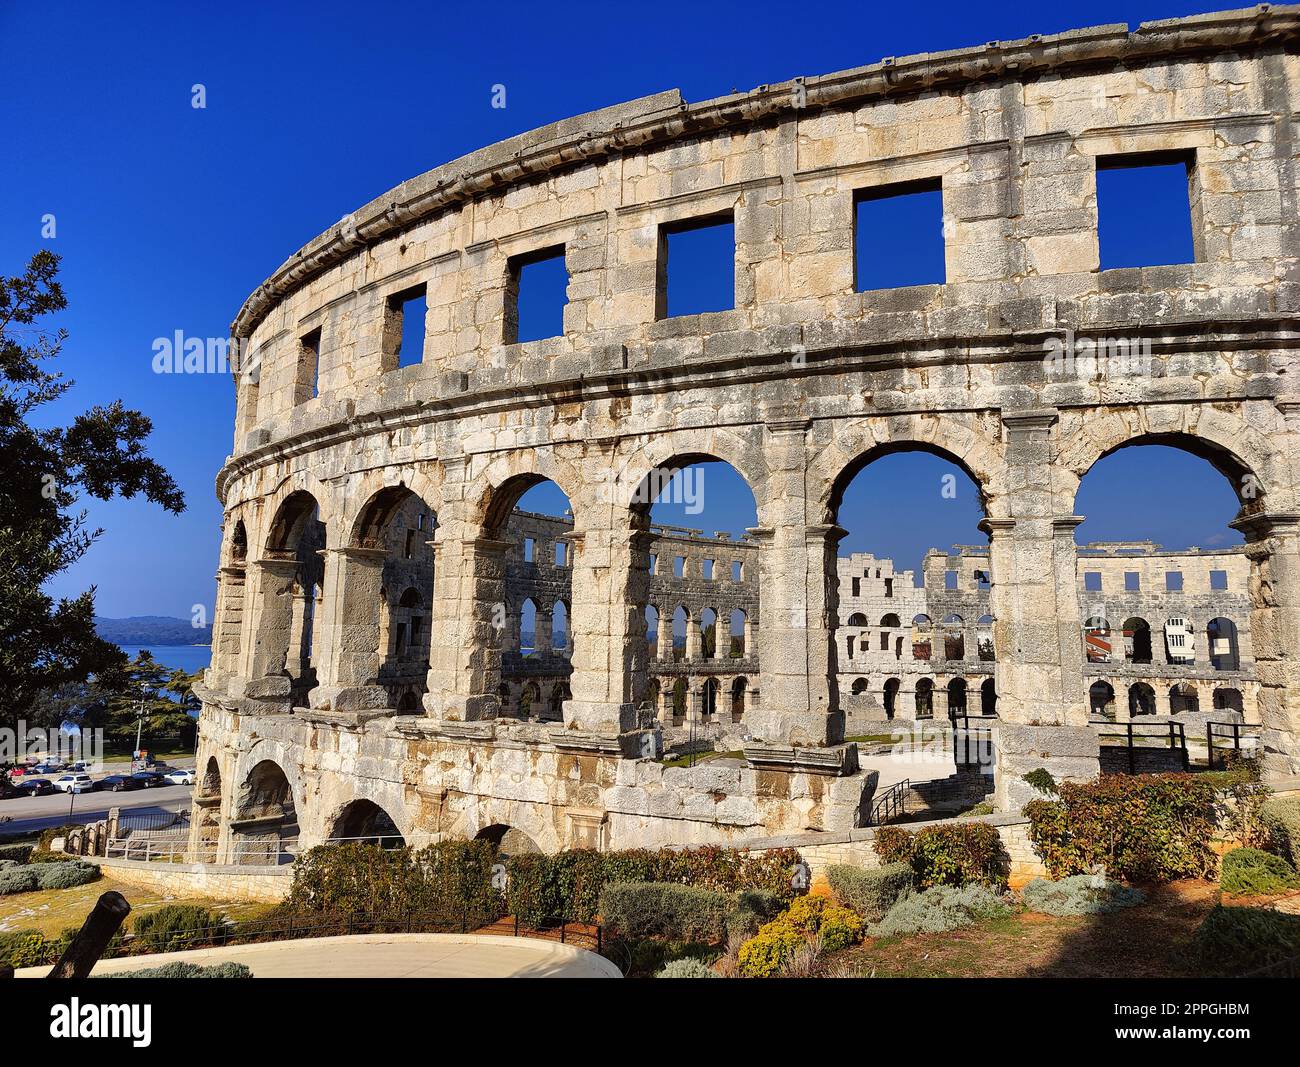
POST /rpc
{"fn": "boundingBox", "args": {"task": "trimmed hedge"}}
[826,863,913,921]
[874,823,1007,889]
[1261,796,1300,868]
[103,962,252,979]
[599,882,731,943]
[507,845,803,926]
[1025,774,1219,882]
[1021,875,1145,916]
[0,844,34,864]
[869,884,1011,937]
[0,866,38,894]
[1219,847,1300,897]
[1187,905,1300,976]
[32,861,99,891]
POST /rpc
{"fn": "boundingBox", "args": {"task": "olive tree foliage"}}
[0,251,185,727]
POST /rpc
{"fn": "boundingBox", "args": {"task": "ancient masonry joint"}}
[192,8,1300,860]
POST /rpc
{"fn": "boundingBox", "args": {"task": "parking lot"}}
[2,758,196,837]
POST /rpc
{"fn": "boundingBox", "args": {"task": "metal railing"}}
[103,833,414,866]
[870,779,909,825]
[1205,720,1261,770]
[949,716,995,768]
[1092,719,1188,773]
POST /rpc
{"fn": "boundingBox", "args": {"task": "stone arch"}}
[1207,617,1240,671]
[618,430,768,516]
[947,677,968,718]
[1170,681,1200,715]
[883,677,900,719]
[915,677,934,718]
[702,677,719,720]
[1122,617,1153,664]
[327,798,406,847]
[1129,682,1157,717]
[1089,680,1116,721]
[193,756,223,863]
[231,756,300,865]
[472,457,579,540]
[1213,687,1245,717]
[474,824,542,857]
[850,677,869,695]
[979,678,997,717]
[847,612,869,627]
[730,677,747,722]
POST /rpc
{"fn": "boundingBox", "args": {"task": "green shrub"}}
[36,825,81,851]
[131,905,228,952]
[0,866,39,895]
[0,844,34,864]
[869,884,1011,937]
[872,823,1007,889]
[1022,768,1058,796]
[725,889,785,940]
[1024,773,1219,882]
[735,894,864,977]
[0,930,49,968]
[1220,847,1300,897]
[1260,797,1300,868]
[1021,875,1146,915]
[33,861,99,891]
[103,962,253,979]
[1187,905,1300,976]
[654,957,717,978]
[598,882,732,943]
[826,863,913,921]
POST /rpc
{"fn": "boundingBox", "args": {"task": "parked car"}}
[15,777,55,797]
[131,771,166,788]
[31,762,64,774]
[99,774,142,793]
[52,773,94,794]
[163,768,195,786]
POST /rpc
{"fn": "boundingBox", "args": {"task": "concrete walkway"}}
[16,933,621,979]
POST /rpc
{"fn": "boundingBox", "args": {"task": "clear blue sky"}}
[1,0,1241,618]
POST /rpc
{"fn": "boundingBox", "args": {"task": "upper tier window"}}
[1096,152,1196,270]
[656,214,735,318]
[384,284,428,369]
[854,178,945,291]
[507,246,568,343]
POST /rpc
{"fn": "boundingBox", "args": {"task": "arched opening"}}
[911,615,932,661]
[550,600,569,653]
[519,599,539,656]
[1088,680,1116,721]
[979,677,997,717]
[1122,618,1153,664]
[518,680,541,720]
[396,690,420,713]
[645,605,661,660]
[232,759,298,865]
[947,677,968,719]
[850,678,869,696]
[329,799,404,848]
[883,677,900,719]
[701,677,719,720]
[730,677,747,722]
[635,457,761,734]
[547,681,570,721]
[1129,682,1157,717]
[700,608,718,659]
[475,824,541,857]
[348,484,438,710]
[1207,617,1240,671]
[1213,687,1244,717]
[976,615,995,662]
[829,444,990,737]
[942,614,965,661]
[915,678,934,719]
[260,491,327,706]
[1083,616,1112,664]
[1170,682,1200,715]
[230,520,248,562]
[194,757,222,863]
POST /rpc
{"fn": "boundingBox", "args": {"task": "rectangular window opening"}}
[384,284,428,370]
[944,570,958,591]
[1166,571,1184,592]
[1096,151,1196,270]
[731,561,742,582]
[1125,571,1141,592]
[673,556,685,579]
[703,559,714,580]
[656,213,735,319]
[1210,569,1228,591]
[295,327,322,405]
[854,178,945,292]
[523,537,535,564]
[1084,572,1103,592]
[506,246,568,344]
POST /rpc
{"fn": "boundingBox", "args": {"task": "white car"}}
[52,773,95,794]
[163,769,195,786]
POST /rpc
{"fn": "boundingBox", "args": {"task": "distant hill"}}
[94,616,213,646]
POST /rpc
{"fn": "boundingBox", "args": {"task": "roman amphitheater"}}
[191,7,1300,862]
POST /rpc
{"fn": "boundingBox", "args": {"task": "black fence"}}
[116,808,189,833]
[1206,720,1260,770]
[870,779,908,825]
[1092,719,1189,773]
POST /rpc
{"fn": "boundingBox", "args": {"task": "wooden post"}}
[47,890,131,978]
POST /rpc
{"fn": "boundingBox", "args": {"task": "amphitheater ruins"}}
[191,7,1300,861]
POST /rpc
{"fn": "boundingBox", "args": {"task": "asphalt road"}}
[0,783,194,836]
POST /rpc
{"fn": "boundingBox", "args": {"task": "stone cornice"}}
[228,7,1300,342]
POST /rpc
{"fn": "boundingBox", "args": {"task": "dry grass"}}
[828,880,1224,978]
[0,874,271,938]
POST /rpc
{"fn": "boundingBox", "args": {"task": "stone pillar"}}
[560,510,651,739]
[747,418,841,745]
[310,546,389,714]
[239,557,302,704]
[535,606,553,655]
[661,684,676,725]
[985,411,1099,810]
[1233,511,1300,775]
[423,496,508,721]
